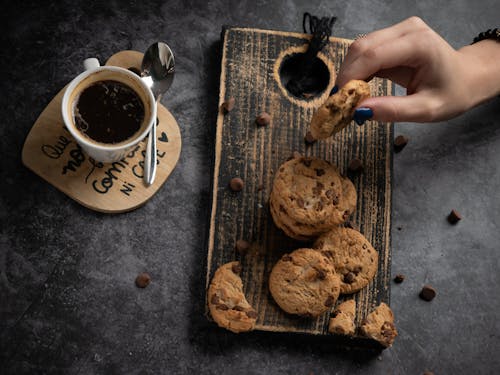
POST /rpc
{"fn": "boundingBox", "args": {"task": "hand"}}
[336,17,500,123]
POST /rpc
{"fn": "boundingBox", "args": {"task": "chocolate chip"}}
[135,272,151,288]
[381,321,396,339]
[235,239,250,254]
[397,226,402,231]
[296,198,305,208]
[279,205,287,214]
[344,272,355,284]
[229,177,244,192]
[316,269,327,280]
[246,310,258,318]
[216,304,229,310]
[325,190,333,199]
[304,131,316,145]
[353,265,362,275]
[221,97,235,113]
[324,295,335,307]
[447,209,462,224]
[210,294,220,304]
[231,262,242,274]
[301,158,312,167]
[394,274,405,283]
[419,285,437,301]
[394,135,409,152]
[255,112,271,126]
[315,168,325,176]
[315,201,324,211]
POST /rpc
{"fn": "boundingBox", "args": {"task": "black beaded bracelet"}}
[472,28,500,44]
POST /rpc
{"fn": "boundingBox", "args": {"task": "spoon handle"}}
[144,120,157,186]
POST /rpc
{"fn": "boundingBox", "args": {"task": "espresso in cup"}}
[62,58,156,163]
[73,80,145,144]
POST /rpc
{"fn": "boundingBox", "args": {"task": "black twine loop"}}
[286,13,337,97]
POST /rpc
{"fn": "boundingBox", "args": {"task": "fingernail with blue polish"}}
[353,107,373,125]
[329,85,338,96]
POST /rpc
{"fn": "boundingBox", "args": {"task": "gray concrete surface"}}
[1,1,499,374]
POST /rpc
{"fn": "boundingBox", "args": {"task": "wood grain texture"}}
[22,51,181,213]
[206,27,393,340]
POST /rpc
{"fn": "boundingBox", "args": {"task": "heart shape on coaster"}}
[158,132,169,143]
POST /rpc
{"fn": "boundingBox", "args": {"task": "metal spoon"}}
[141,42,175,186]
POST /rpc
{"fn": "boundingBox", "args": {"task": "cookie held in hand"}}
[310,80,370,140]
[269,249,341,317]
[208,262,257,333]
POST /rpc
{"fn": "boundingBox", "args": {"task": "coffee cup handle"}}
[83,58,100,71]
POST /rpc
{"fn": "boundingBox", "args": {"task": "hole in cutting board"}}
[279,53,330,100]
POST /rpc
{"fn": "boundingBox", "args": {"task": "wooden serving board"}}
[22,51,181,213]
[206,27,394,342]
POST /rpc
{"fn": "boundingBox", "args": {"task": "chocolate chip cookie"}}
[208,261,257,333]
[269,249,341,317]
[360,302,398,347]
[310,80,371,140]
[270,156,357,240]
[314,227,378,294]
[328,299,356,336]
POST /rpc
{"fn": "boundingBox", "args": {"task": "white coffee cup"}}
[61,58,156,163]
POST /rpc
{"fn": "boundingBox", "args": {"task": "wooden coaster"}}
[206,27,393,342]
[22,51,181,213]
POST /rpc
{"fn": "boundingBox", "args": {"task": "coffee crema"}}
[73,80,145,144]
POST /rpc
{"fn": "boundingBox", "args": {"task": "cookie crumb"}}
[447,209,461,224]
[229,177,244,192]
[235,239,251,254]
[255,112,271,126]
[304,131,316,145]
[394,274,405,283]
[419,285,437,301]
[394,135,409,152]
[221,97,235,113]
[135,273,151,288]
[348,158,363,172]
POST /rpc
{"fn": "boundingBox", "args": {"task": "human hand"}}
[335,17,500,124]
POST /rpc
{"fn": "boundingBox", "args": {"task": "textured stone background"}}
[1,1,499,374]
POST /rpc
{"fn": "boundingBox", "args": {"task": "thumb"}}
[356,93,438,123]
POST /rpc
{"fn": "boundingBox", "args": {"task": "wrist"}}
[458,40,500,108]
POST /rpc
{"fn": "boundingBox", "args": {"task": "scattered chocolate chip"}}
[324,295,335,307]
[447,209,461,224]
[304,131,316,145]
[246,310,258,318]
[127,67,141,76]
[235,239,250,254]
[394,135,409,152]
[221,97,235,113]
[210,294,220,304]
[348,158,363,172]
[282,254,292,262]
[231,262,242,274]
[419,285,437,301]
[135,273,151,288]
[394,274,405,283]
[229,177,244,192]
[344,272,356,284]
[216,304,229,310]
[301,158,312,167]
[255,112,271,126]
[315,168,325,176]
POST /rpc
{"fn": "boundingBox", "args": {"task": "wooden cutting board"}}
[206,27,394,344]
[22,51,181,213]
